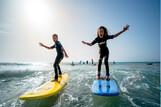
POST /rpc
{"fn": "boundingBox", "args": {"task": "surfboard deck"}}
[19,73,69,100]
[92,79,119,96]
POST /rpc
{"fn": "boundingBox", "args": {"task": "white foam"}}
[126,95,140,107]
[141,83,150,89]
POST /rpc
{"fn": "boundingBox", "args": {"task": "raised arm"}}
[113,24,129,38]
[82,41,92,46]
[39,42,54,49]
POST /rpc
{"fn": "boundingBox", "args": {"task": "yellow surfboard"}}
[19,73,69,100]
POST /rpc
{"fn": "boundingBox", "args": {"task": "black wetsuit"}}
[91,35,114,77]
[51,41,64,79]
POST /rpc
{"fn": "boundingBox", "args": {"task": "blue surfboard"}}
[92,79,119,96]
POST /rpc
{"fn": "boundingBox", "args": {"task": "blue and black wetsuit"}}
[91,35,114,77]
[51,41,64,79]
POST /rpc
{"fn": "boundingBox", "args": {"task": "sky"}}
[0,0,160,63]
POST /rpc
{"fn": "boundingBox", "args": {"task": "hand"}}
[82,41,86,44]
[65,54,69,58]
[39,42,43,47]
[123,24,129,31]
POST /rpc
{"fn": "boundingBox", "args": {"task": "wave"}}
[125,95,140,107]
[0,70,36,79]
[120,71,141,93]
[0,62,32,66]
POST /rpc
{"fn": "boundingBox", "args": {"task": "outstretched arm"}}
[82,41,92,46]
[61,47,69,57]
[113,24,129,38]
[39,42,54,49]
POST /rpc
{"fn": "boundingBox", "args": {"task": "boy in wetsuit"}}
[39,34,68,81]
[82,25,129,80]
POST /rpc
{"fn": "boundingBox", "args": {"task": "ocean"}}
[0,62,160,107]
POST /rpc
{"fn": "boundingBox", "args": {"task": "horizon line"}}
[0,61,160,64]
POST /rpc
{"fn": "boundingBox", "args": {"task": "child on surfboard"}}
[39,34,68,81]
[82,25,129,80]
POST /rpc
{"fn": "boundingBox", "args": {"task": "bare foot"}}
[58,75,62,77]
[51,78,58,82]
[96,75,101,79]
[105,76,110,81]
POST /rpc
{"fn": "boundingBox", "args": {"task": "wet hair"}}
[97,26,108,37]
[52,34,58,38]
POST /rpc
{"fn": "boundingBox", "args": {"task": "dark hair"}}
[52,34,58,37]
[97,26,108,37]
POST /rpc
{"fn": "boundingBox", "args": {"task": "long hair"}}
[97,26,109,37]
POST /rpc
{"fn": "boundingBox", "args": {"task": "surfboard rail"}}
[19,73,69,100]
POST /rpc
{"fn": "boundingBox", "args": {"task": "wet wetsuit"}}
[51,41,64,79]
[91,35,114,77]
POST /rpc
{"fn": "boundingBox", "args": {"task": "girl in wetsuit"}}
[39,34,68,81]
[82,25,129,80]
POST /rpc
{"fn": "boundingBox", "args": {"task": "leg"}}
[97,55,103,79]
[57,56,63,75]
[104,51,110,80]
[53,62,58,80]
[53,56,62,80]
[57,65,62,75]
[104,55,109,77]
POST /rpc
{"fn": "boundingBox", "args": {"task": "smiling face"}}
[52,34,58,42]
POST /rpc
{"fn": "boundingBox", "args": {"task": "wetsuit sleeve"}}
[57,41,63,48]
[50,45,55,49]
[91,37,98,45]
[107,35,114,39]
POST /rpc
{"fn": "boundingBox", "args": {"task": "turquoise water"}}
[0,62,160,107]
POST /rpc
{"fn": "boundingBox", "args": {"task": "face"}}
[98,28,105,38]
[52,35,58,42]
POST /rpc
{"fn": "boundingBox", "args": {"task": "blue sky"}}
[0,0,160,63]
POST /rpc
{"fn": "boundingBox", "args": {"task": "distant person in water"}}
[82,25,129,80]
[39,34,68,81]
